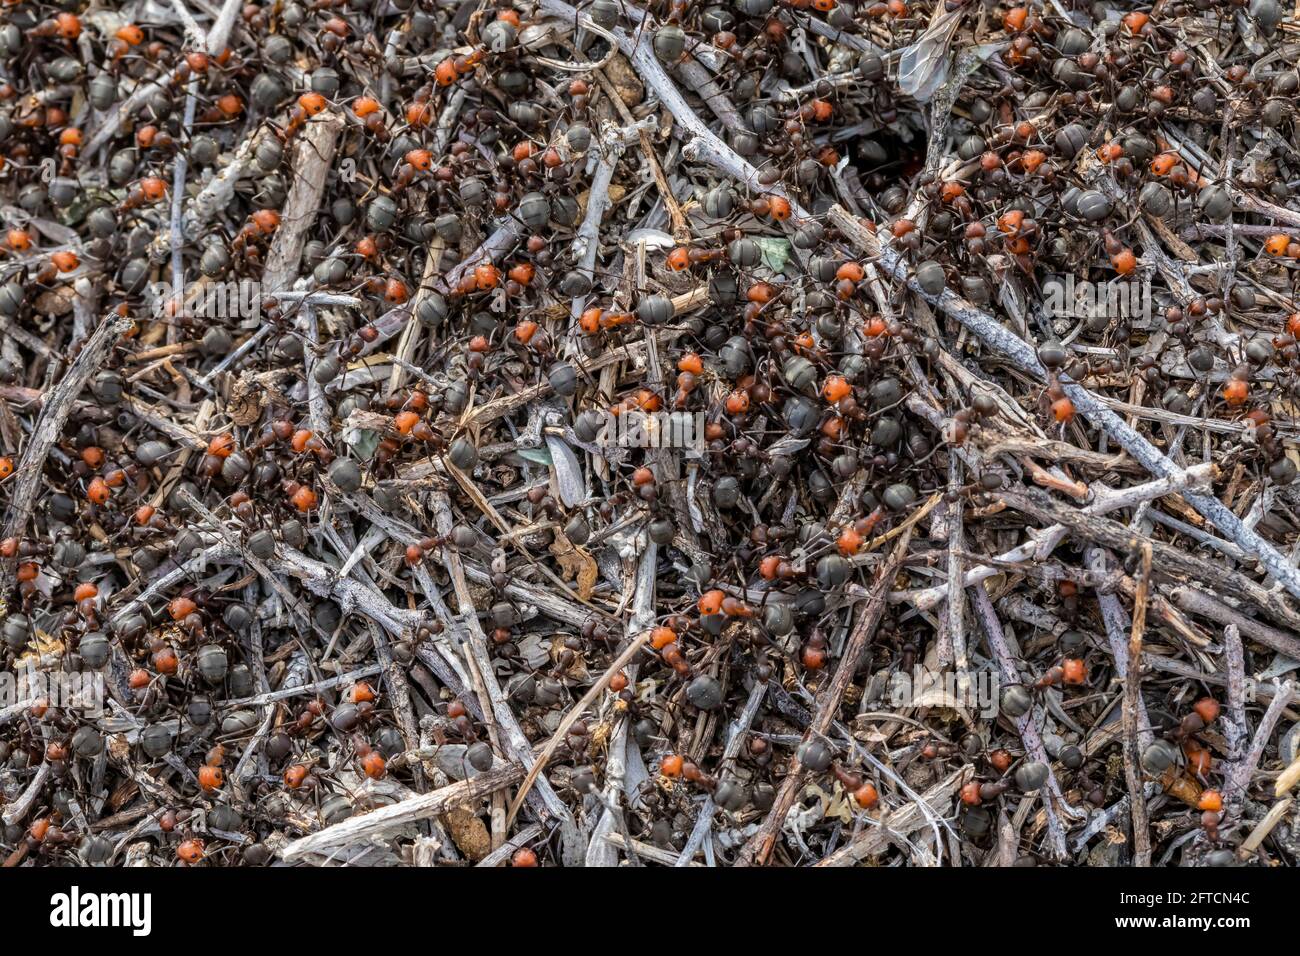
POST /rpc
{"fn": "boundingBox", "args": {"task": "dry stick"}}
[674,677,768,867]
[610,0,744,131]
[904,465,1216,611]
[198,113,343,387]
[539,0,811,220]
[1,761,52,825]
[460,559,599,629]
[205,0,243,54]
[228,611,273,800]
[475,823,544,867]
[187,133,260,234]
[735,528,911,867]
[416,549,507,777]
[432,87,467,156]
[585,75,687,241]
[1277,757,1300,800]
[428,492,576,835]
[280,762,530,862]
[177,489,316,633]
[1240,797,1294,856]
[1167,586,1300,661]
[2,314,132,545]
[1222,624,1248,766]
[0,699,39,727]
[108,541,232,626]
[1087,549,1154,753]
[221,667,382,711]
[822,204,1300,606]
[568,138,627,342]
[505,627,655,830]
[83,76,170,157]
[603,832,705,866]
[274,545,427,634]
[367,620,422,777]
[432,218,528,298]
[814,766,972,867]
[167,76,198,348]
[346,216,530,358]
[969,582,1074,860]
[943,454,967,681]
[312,491,485,719]
[426,502,511,853]
[586,540,658,866]
[261,112,344,295]
[1225,679,1296,814]
[1123,543,1154,868]
[169,0,207,43]
[997,487,1300,634]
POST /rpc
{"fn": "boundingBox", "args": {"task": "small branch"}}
[997,487,1300,634]
[736,528,911,867]
[2,314,132,544]
[1225,680,1295,812]
[970,582,1074,859]
[904,464,1215,612]
[825,204,1300,606]
[1,761,52,825]
[814,766,972,867]
[1123,543,1154,867]
[674,677,767,866]
[280,763,529,862]
[1222,624,1249,764]
[1087,549,1153,752]
[261,113,344,295]
[943,454,967,681]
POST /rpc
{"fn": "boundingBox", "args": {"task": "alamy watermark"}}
[1043,274,1151,322]
[147,280,262,322]
[1,664,104,717]
[588,409,707,452]
[883,664,1266,719]
[887,666,1002,718]
[50,887,151,936]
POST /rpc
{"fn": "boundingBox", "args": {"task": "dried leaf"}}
[546,433,587,507]
[550,529,599,600]
[602,53,643,107]
[897,8,963,103]
[34,286,76,316]
[346,428,381,460]
[443,807,491,861]
[227,372,267,426]
[517,446,553,466]
[550,634,590,681]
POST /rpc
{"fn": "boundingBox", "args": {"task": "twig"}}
[1087,549,1153,752]
[261,113,344,295]
[1123,543,1153,867]
[1222,624,1249,765]
[280,763,530,862]
[1225,680,1296,812]
[902,459,1216,612]
[814,766,972,867]
[2,314,132,544]
[825,204,1300,606]
[996,487,1300,634]
[736,527,912,866]
[969,582,1075,859]
[674,677,767,866]
[1,761,52,825]
[943,454,967,681]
